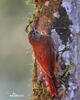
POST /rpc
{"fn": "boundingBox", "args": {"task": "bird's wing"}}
[34,43,52,73]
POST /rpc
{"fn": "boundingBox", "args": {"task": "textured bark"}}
[29,0,80,100]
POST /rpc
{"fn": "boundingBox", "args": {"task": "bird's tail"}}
[46,73,58,97]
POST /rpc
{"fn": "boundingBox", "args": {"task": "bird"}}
[28,28,60,97]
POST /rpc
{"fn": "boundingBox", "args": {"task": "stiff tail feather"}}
[46,74,58,97]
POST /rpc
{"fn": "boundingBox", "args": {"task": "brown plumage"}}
[28,29,60,97]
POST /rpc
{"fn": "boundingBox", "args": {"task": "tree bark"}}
[28,0,80,100]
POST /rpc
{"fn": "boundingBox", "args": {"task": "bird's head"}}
[32,27,43,40]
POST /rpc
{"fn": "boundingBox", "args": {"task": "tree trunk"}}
[28,0,80,100]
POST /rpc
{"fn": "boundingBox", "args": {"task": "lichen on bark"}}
[26,0,78,100]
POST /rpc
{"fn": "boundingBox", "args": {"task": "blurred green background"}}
[0,0,34,100]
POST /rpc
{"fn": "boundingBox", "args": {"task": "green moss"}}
[27,0,47,8]
[59,61,73,88]
[31,50,52,99]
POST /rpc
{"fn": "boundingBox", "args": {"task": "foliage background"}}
[0,0,33,100]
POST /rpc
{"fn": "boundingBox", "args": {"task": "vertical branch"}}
[26,0,78,100]
[30,0,63,100]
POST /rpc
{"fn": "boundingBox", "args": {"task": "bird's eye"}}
[33,32,35,35]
